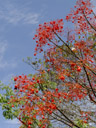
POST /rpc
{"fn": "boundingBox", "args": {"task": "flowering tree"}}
[0,0,96,128]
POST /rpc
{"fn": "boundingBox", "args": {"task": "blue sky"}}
[0,0,95,128]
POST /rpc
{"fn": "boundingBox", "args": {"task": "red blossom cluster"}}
[66,0,96,34]
[12,75,60,127]
[8,0,96,127]
[11,71,88,127]
[33,19,64,54]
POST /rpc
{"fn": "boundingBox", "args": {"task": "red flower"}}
[60,75,65,81]
[77,66,81,72]
[14,77,17,81]
[55,88,58,92]
[28,125,31,128]
[28,121,31,125]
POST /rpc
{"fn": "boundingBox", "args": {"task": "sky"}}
[0,0,96,128]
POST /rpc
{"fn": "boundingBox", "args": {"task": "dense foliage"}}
[0,0,96,128]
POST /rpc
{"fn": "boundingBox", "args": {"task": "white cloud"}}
[0,41,17,69]
[0,40,8,64]
[0,61,17,69]
[0,41,7,55]
[0,2,40,25]
[0,41,7,66]
[23,13,39,24]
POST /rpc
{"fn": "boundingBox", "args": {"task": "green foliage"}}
[74,119,91,128]
[0,82,19,119]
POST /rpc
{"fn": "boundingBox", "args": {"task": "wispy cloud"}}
[0,41,17,69]
[0,41,7,55]
[0,2,40,25]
